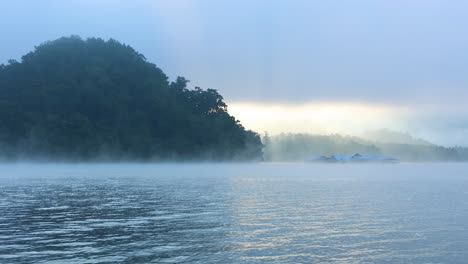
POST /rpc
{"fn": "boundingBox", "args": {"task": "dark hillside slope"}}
[0,36,262,160]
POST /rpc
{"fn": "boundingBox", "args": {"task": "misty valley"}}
[1,36,466,164]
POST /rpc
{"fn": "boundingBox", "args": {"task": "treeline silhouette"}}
[0,36,262,161]
[263,133,468,162]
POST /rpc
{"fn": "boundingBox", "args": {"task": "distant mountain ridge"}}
[361,129,433,146]
[263,132,468,162]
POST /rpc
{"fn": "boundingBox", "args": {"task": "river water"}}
[0,163,467,263]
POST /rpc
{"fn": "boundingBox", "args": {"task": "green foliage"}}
[0,36,262,161]
[264,133,468,162]
[265,133,381,161]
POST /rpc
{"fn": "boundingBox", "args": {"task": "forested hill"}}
[263,133,468,162]
[0,36,263,161]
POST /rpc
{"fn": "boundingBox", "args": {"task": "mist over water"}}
[2,1,468,263]
[1,163,467,263]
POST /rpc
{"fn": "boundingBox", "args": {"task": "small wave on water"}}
[0,163,467,263]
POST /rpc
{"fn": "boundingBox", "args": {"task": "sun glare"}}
[228,102,403,135]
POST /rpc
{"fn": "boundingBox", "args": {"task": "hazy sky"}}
[1,0,468,145]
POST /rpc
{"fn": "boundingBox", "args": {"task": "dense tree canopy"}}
[0,36,263,161]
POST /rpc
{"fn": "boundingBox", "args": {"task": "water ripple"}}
[0,163,467,263]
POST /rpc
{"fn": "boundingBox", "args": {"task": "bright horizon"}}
[227,101,467,146]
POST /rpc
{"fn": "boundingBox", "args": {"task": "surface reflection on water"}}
[0,163,467,263]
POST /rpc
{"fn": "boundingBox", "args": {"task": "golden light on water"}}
[228,102,407,135]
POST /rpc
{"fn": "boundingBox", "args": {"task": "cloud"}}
[228,101,407,135]
[228,101,468,146]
